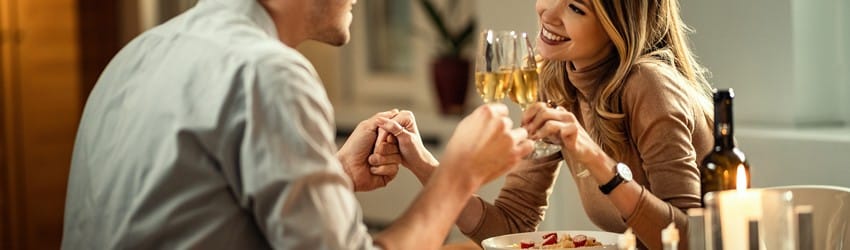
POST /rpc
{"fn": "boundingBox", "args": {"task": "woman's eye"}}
[568,4,586,15]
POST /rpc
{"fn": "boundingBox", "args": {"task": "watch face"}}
[617,163,633,181]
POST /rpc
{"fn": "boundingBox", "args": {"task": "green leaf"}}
[418,0,453,46]
[447,0,460,13]
[451,20,477,55]
[417,0,476,57]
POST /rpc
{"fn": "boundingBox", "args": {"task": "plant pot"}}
[431,56,470,116]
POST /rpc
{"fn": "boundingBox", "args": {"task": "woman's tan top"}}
[463,58,713,249]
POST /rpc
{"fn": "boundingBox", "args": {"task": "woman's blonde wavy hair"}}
[538,0,713,160]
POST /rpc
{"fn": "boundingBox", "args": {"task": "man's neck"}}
[258,0,307,47]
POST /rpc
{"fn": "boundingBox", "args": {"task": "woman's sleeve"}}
[462,153,563,244]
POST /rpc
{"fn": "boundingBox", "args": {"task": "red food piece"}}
[573,234,587,247]
[542,232,558,239]
[541,233,558,246]
[520,240,535,249]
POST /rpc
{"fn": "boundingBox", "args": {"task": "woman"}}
[371,0,714,248]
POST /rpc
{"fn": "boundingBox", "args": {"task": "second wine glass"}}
[507,32,564,160]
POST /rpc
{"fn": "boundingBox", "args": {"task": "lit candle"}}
[718,165,762,250]
[661,223,679,250]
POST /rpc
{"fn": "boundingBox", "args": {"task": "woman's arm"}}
[582,149,692,250]
[384,142,562,244]
[616,63,706,249]
[374,111,563,244]
[461,154,563,243]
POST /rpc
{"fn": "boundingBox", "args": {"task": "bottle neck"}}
[714,97,735,149]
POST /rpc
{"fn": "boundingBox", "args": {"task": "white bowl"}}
[481,230,620,250]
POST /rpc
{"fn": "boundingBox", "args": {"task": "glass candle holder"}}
[702,189,796,250]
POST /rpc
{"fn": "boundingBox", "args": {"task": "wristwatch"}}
[599,162,633,195]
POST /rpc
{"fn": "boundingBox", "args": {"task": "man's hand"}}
[442,104,534,186]
[371,111,439,184]
[337,110,402,192]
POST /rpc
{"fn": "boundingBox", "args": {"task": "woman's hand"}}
[521,102,608,169]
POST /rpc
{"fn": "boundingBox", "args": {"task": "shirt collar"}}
[200,0,279,39]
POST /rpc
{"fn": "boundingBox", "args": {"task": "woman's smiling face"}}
[536,0,614,70]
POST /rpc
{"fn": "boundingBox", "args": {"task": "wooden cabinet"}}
[1,0,82,248]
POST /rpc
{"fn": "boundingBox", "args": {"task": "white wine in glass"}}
[508,68,539,109]
[475,70,512,104]
[475,30,514,104]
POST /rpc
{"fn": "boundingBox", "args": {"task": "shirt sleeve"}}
[462,153,563,244]
[236,53,377,249]
[621,63,702,249]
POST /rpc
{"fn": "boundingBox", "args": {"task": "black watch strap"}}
[598,172,624,195]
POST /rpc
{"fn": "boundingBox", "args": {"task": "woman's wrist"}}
[407,155,439,185]
[588,151,617,184]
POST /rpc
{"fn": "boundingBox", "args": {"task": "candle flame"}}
[736,164,747,192]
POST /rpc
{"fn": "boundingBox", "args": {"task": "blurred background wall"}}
[1,0,848,248]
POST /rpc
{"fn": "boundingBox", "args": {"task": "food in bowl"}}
[482,230,619,250]
[513,232,603,249]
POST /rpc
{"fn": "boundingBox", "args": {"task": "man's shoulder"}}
[246,43,314,72]
[145,3,312,70]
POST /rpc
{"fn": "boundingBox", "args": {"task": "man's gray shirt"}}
[63,0,375,248]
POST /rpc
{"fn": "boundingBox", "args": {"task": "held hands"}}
[337,110,402,192]
[368,104,534,187]
[521,102,607,168]
[372,111,439,184]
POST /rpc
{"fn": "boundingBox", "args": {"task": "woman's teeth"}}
[542,29,567,41]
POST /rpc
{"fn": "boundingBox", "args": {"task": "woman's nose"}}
[537,0,563,26]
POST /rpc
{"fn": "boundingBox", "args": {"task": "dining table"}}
[441,239,481,250]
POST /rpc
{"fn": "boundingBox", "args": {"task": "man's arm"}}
[239,55,384,249]
[372,104,534,249]
[374,164,480,249]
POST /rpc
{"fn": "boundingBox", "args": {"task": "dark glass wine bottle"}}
[700,88,751,206]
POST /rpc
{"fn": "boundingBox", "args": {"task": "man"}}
[62,0,533,249]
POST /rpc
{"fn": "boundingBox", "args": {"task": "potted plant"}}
[418,0,476,115]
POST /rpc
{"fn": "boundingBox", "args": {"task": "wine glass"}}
[475,30,514,104]
[507,32,565,160]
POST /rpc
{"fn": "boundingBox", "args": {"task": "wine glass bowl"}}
[475,30,515,104]
[507,32,540,109]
